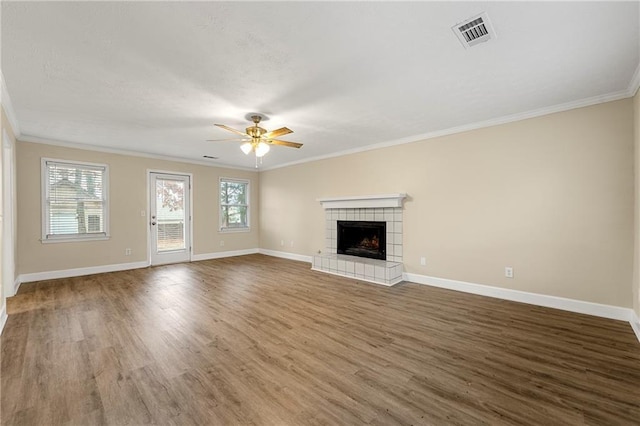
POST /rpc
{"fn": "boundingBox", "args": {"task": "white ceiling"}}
[2,2,639,170]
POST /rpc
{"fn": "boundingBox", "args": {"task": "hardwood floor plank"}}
[2,254,639,425]
[88,346,153,425]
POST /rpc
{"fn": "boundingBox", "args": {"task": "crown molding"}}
[0,71,21,138]
[18,134,257,172]
[260,88,634,172]
[5,60,638,173]
[628,62,640,97]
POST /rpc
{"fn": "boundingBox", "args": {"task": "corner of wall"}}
[630,309,640,343]
[634,88,640,318]
[0,294,6,335]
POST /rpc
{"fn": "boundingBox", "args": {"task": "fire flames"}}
[358,235,379,250]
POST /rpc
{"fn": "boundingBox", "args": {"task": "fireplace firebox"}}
[337,221,386,260]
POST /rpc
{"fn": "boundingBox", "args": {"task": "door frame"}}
[147,170,194,266]
[2,130,15,297]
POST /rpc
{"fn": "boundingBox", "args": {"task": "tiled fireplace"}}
[325,208,403,261]
[312,194,406,286]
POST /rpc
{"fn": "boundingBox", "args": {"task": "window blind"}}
[44,160,108,240]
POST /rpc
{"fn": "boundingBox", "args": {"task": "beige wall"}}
[17,142,259,274]
[634,90,640,317]
[260,99,634,307]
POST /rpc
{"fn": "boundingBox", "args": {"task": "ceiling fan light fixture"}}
[212,114,302,166]
[240,142,253,155]
[255,141,270,157]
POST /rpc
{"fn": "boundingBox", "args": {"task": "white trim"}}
[40,235,110,244]
[318,193,407,209]
[14,276,21,295]
[404,272,633,322]
[19,134,256,171]
[311,267,399,287]
[631,311,640,343]
[628,62,640,97]
[18,260,149,284]
[260,89,632,172]
[2,130,16,298]
[258,248,312,263]
[0,300,7,336]
[148,170,193,266]
[219,227,251,234]
[0,71,21,138]
[192,248,259,262]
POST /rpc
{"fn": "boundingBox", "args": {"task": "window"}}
[42,158,109,242]
[219,178,249,232]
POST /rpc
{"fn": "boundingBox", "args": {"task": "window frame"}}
[219,177,250,233]
[41,157,110,243]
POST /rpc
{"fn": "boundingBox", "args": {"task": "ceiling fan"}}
[208,114,302,166]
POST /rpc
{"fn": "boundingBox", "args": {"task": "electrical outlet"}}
[140,210,146,217]
[505,267,513,278]
[290,241,294,247]
[420,257,426,266]
[220,240,225,247]
[125,248,132,256]
[280,240,285,247]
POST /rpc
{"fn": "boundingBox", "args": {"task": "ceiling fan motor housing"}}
[246,125,267,138]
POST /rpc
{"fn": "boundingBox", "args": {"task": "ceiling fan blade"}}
[215,124,249,137]
[263,127,293,139]
[268,139,303,148]
[206,138,251,142]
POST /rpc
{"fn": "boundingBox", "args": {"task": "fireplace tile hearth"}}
[312,254,403,286]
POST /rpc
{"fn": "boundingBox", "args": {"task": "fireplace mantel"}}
[318,193,407,209]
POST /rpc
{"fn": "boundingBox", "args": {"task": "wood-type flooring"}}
[1,254,639,425]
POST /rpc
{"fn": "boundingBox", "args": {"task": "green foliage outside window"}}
[220,179,249,230]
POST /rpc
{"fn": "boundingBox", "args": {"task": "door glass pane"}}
[156,178,185,252]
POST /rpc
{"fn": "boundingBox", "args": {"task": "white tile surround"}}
[313,194,406,286]
[323,207,403,262]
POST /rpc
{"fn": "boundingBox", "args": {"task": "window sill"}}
[41,235,111,244]
[219,227,251,234]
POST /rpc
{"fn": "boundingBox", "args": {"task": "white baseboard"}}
[10,253,639,344]
[192,248,259,262]
[631,311,640,342]
[259,248,313,263]
[0,300,7,335]
[403,272,635,325]
[16,249,262,284]
[18,260,150,284]
[13,276,20,296]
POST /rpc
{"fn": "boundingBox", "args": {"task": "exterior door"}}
[149,172,191,265]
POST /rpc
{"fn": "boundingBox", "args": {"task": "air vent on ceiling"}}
[452,12,496,49]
